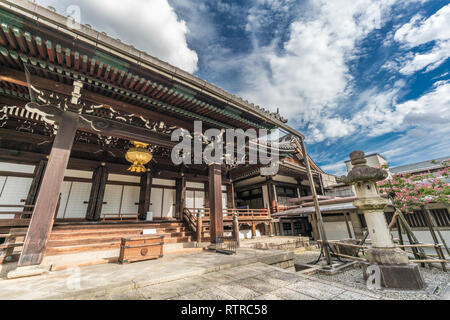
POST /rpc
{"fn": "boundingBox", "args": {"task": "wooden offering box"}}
[119,235,164,264]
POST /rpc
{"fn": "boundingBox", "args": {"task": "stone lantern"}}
[342,151,424,290]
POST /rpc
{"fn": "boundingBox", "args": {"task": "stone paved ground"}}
[100,262,384,300]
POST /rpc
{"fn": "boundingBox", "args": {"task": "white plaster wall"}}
[0,162,35,174]
[273,175,298,184]
[391,230,450,257]
[239,229,261,239]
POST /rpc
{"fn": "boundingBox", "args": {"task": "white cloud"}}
[236,0,417,142]
[37,0,198,73]
[393,4,450,75]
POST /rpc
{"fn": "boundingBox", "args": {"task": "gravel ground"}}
[291,249,450,300]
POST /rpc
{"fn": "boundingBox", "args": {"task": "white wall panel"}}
[121,186,140,214]
[56,181,72,218]
[0,177,33,219]
[222,192,227,209]
[0,162,35,174]
[152,178,176,186]
[186,190,195,209]
[63,182,91,218]
[162,189,175,218]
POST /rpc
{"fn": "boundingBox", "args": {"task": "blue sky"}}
[37,0,450,175]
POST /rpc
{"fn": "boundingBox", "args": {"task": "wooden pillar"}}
[86,164,108,221]
[138,171,152,220]
[251,222,256,238]
[343,212,353,238]
[22,159,47,217]
[208,164,223,243]
[204,181,210,208]
[197,212,203,243]
[175,175,186,219]
[266,177,276,213]
[290,220,295,236]
[226,184,234,208]
[269,222,274,237]
[19,112,78,266]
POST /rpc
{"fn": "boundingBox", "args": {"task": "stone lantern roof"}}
[341,151,388,185]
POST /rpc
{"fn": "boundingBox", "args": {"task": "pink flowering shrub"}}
[377,160,450,214]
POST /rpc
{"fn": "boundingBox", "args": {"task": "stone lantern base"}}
[361,262,425,290]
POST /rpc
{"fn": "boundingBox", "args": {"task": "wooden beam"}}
[208,164,223,243]
[18,111,78,266]
[0,67,193,130]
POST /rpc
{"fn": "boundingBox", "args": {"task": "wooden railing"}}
[273,205,302,213]
[0,204,35,263]
[183,207,272,243]
[317,239,448,271]
[101,213,139,221]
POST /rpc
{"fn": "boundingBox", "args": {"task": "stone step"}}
[52,221,184,231]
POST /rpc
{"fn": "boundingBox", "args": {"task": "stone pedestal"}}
[362,263,425,290]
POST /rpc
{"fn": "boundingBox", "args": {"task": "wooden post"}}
[175,175,185,219]
[423,206,447,271]
[290,220,295,236]
[204,181,210,208]
[18,112,78,266]
[197,211,203,243]
[231,183,235,209]
[232,212,240,247]
[343,212,353,238]
[269,222,274,237]
[86,164,108,221]
[297,138,332,265]
[309,214,320,241]
[251,222,256,238]
[208,164,223,244]
[138,171,152,220]
[22,159,47,218]
[226,184,234,209]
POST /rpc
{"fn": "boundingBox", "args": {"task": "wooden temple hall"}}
[0,1,326,267]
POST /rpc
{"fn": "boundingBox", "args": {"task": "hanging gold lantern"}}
[125,141,152,173]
